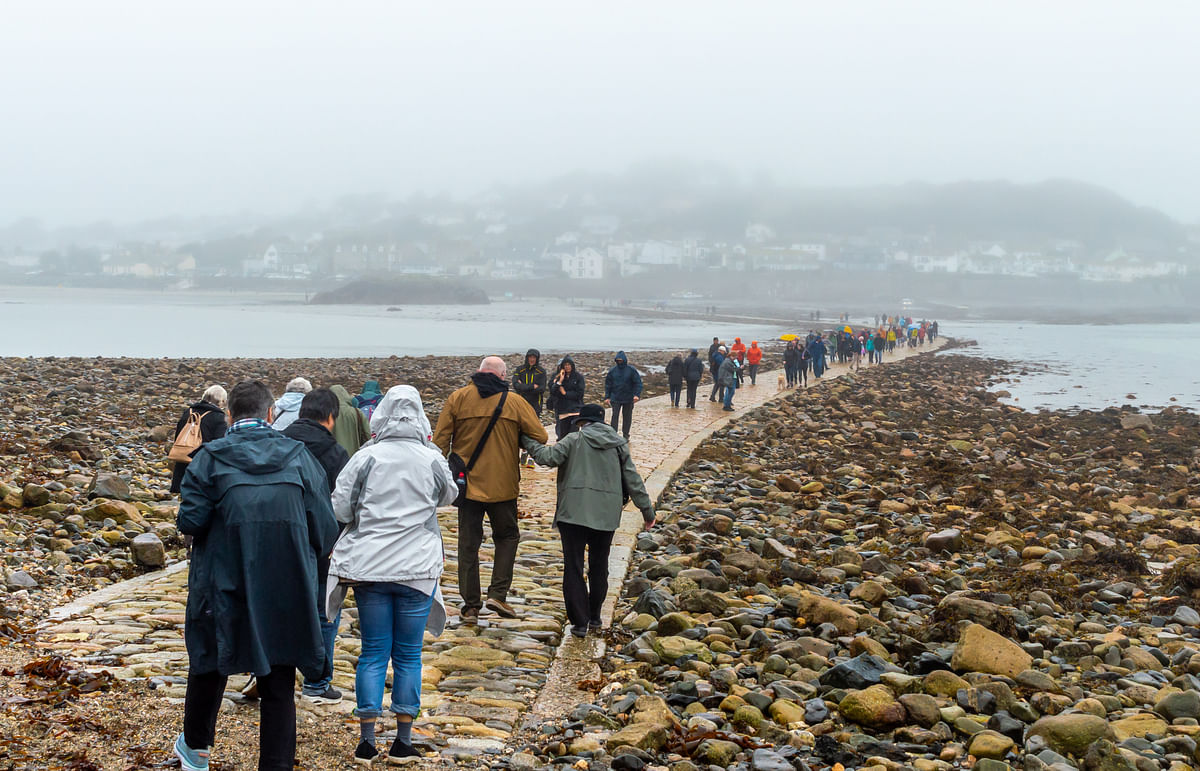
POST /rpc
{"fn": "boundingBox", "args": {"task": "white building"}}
[745,223,776,244]
[560,247,605,279]
[639,240,684,266]
[911,254,961,273]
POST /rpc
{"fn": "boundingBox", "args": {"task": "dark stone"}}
[818,654,893,690]
[632,589,675,619]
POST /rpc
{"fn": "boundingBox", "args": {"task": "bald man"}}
[433,356,548,621]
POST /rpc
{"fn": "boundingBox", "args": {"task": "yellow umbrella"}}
[780,333,798,341]
[843,325,852,333]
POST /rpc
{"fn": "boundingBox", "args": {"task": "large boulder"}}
[1026,713,1111,756]
[1109,713,1167,742]
[838,685,907,729]
[951,623,1032,679]
[606,723,668,753]
[87,472,131,501]
[795,590,860,635]
[131,533,167,568]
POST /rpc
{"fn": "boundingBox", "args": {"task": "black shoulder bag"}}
[448,391,507,507]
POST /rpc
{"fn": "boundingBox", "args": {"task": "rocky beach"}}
[515,349,1200,771]
[1,339,1197,770]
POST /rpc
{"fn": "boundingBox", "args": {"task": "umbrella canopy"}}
[780,333,798,341]
[843,325,853,333]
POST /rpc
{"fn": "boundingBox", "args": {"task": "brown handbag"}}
[167,410,204,464]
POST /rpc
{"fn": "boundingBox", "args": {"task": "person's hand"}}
[633,396,639,403]
[643,518,655,531]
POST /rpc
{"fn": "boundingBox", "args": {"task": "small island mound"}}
[309,278,490,306]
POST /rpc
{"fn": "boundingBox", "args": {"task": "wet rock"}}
[819,653,894,690]
[21,483,51,507]
[87,472,131,501]
[951,623,1032,679]
[968,730,1016,760]
[1119,414,1153,431]
[839,685,906,729]
[606,723,668,753]
[1027,713,1112,756]
[130,533,166,567]
[925,528,963,553]
[694,739,740,766]
[1154,690,1200,721]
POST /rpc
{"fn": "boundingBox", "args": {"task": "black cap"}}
[571,403,606,426]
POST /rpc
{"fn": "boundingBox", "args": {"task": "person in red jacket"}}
[745,341,763,385]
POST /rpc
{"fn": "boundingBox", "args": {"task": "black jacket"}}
[665,356,685,386]
[178,426,338,682]
[169,401,228,494]
[683,353,705,382]
[547,357,585,416]
[512,349,548,414]
[283,418,350,492]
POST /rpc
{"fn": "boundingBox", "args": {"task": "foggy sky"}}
[3,1,1199,225]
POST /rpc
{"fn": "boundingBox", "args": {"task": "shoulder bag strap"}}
[465,391,507,473]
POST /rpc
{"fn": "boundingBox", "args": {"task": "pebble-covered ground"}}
[512,349,1200,771]
[0,339,843,769]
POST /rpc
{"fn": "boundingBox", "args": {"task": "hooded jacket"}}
[547,357,585,416]
[330,386,457,635]
[747,343,763,365]
[683,351,706,382]
[330,385,371,456]
[718,353,740,388]
[353,381,385,419]
[169,400,228,494]
[433,372,548,502]
[521,421,653,531]
[283,418,349,492]
[512,348,548,414]
[731,338,747,362]
[270,391,306,431]
[665,355,685,386]
[604,351,644,404]
[178,425,338,682]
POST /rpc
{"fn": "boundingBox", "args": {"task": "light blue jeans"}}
[353,583,433,719]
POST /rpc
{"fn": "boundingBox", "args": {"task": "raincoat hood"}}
[578,421,627,450]
[331,384,355,405]
[204,426,306,475]
[471,371,509,398]
[614,351,628,365]
[358,380,383,398]
[369,385,432,444]
[274,391,305,414]
[525,348,541,365]
[560,356,576,372]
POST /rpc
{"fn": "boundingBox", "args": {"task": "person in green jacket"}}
[330,385,371,456]
[521,404,654,638]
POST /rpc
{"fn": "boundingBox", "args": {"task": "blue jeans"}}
[722,383,735,409]
[302,608,342,694]
[354,583,433,719]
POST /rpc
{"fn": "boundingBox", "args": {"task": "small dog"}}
[777,373,786,389]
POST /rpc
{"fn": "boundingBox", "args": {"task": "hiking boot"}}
[173,733,210,771]
[588,620,603,634]
[486,598,518,618]
[302,685,343,704]
[240,676,259,700]
[460,607,479,624]
[723,406,735,412]
[570,625,588,638]
[387,736,422,764]
[354,740,378,766]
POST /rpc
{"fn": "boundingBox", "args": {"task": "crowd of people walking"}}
[164,317,938,768]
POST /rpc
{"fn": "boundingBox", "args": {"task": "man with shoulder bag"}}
[433,356,548,621]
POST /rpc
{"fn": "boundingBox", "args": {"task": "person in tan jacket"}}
[433,356,548,621]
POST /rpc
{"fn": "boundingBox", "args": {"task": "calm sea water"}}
[3,288,1195,413]
[0,287,781,359]
[951,320,1200,413]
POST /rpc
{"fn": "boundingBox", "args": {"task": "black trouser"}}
[685,380,699,407]
[558,522,614,628]
[785,363,796,386]
[555,415,578,440]
[457,497,519,611]
[668,384,682,406]
[610,402,633,438]
[709,371,721,400]
[747,364,759,385]
[185,666,296,770]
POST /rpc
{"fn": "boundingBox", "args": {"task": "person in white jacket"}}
[327,385,456,765]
